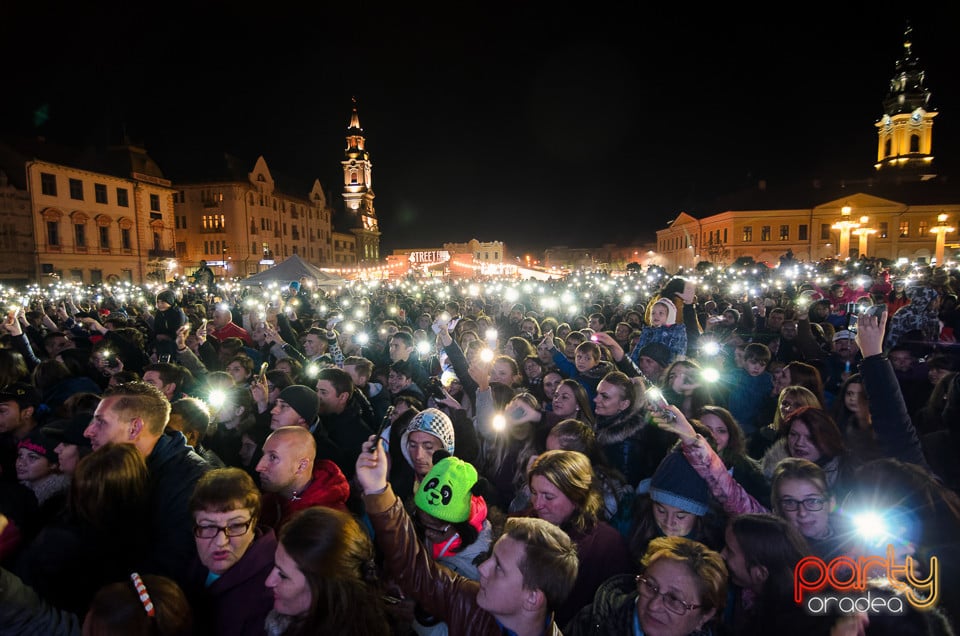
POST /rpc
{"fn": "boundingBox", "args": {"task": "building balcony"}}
[149,249,176,259]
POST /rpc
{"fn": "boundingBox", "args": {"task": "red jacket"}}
[211,321,252,347]
[261,460,350,530]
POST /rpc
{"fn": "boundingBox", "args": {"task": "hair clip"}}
[130,572,156,617]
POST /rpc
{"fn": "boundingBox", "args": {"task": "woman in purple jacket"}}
[186,467,277,636]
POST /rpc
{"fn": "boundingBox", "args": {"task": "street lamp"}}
[832,206,860,259]
[852,216,876,258]
[930,213,955,265]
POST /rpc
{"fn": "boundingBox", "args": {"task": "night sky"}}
[3,3,958,256]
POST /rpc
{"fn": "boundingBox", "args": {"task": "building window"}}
[95,183,107,204]
[879,222,888,238]
[779,225,789,240]
[90,269,103,285]
[117,188,129,207]
[919,220,929,235]
[202,215,225,231]
[899,221,909,238]
[69,178,83,200]
[723,229,728,243]
[41,173,57,196]
[150,194,161,211]
[99,226,110,248]
[180,216,187,229]
[761,226,771,241]
[742,226,753,242]
[121,228,131,250]
[798,224,808,240]
[820,223,831,240]
[47,221,59,246]
[74,223,86,248]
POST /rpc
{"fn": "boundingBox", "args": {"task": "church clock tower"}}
[874,23,937,180]
[342,97,381,263]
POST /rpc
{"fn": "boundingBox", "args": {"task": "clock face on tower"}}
[911,110,923,123]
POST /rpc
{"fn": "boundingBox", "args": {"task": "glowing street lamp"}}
[851,216,876,257]
[832,206,860,259]
[930,213,955,265]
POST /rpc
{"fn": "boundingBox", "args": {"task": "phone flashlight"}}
[208,389,226,409]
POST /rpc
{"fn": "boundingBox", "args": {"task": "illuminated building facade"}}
[656,27,960,272]
[173,155,335,279]
[0,138,177,285]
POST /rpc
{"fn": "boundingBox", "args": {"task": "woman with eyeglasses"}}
[770,457,845,559]
[566,535,727,636]
[650,406,844,548]
[186,467,277,636]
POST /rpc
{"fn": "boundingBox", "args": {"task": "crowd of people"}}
[0,254,959,635]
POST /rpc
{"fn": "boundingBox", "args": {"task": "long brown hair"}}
[528,450,602,534]
[278,507,389,636]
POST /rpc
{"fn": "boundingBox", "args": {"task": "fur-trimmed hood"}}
[595,407,647,446]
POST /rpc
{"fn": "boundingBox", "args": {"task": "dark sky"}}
[3,2,958,256]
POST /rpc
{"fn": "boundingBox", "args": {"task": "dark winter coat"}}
[144,430,211,587]
[595,408,677,488]
[185,527,278,636]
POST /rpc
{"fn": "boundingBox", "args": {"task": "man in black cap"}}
[270,385,319,431]
[636,342,671,385]
[43,412,94,477]
[0,382,44,484]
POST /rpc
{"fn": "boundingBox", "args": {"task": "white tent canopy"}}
[240,254,347,289]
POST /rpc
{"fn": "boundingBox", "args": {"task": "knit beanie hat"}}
[44,413,93,448]
[401,408,456,469]
[638,448,711,516]
[654,298,678,326]
[414,456,478,523]
[638,342,672,369]
[277,385,318,423]
[18,427,59,464]
[156,290,177,306]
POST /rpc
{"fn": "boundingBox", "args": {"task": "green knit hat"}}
[414,456,478,523]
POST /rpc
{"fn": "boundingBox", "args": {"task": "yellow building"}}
[658,194,960,271]
[332,231,358,267]
[173,155,335,279]
[0,139,178,285]
[656,26,959,272]
[0,169,34,285]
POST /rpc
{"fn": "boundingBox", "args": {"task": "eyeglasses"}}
[779,497,826,512]
[194,519,253,539]
[636,575,701,615]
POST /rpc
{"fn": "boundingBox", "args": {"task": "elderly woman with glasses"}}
[186,467,277,636]
[566,535,727,636]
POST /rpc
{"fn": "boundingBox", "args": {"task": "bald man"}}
[255,426,350,530]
